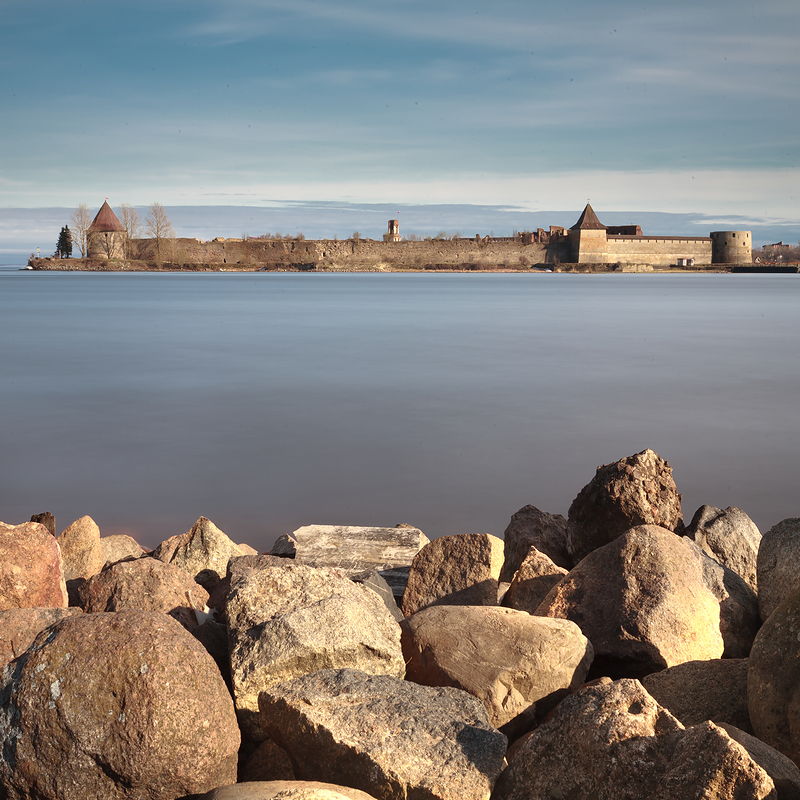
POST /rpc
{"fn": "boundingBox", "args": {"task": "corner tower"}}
[569,203,608,263]
[87,200,127,259]
[710,231,752,265]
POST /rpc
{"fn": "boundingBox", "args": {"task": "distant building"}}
[763,241,791,252]
[384,219,401,243]
[565,204,752,266]
[87,200,126,259]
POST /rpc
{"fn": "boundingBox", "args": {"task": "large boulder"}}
[718,724,800,800]
[0,521,67,610]
[566,449,682,563]
[492,677,775,800]
[202,783,380,799]
[0,611,240,800]
[78,557,209,629]
[502,546,567,614]
[536,525,723,677]
[0,607,82,669]
[152,516,246,588]
[271,524,429,600]
[687,505,761,591]
[401,533,504,616]
[258,668,507,800]
[500,505,570,579]
[749,588,800,765]
[401,604,592,734]
[642,658,751,733]
[757,518,800,621]
[101,533,146,566]
[30,511,56,535]
[689,539,760,657]
[227,562,405,740]
[57,515,106,589]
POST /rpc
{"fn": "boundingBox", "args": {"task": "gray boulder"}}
[500,505,570,580]
[757,518,800,621]
[257,668,507,800]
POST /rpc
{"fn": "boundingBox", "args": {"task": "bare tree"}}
[71,203,92,257]
[119,205,140,258]
[145,203,175,261]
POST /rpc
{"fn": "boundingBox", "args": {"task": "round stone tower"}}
[710,231,752,265]
[87,200,127,259]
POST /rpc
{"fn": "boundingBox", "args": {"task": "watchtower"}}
[568,203,608,263]
[384,219,401,243]
[87,200,127,259]
[710,231,752,265]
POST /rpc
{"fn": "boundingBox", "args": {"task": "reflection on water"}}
[1,270,798,549]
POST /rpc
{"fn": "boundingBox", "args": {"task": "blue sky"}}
[1,0,798,222]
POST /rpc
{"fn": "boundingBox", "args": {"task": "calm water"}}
[1,267,798,550]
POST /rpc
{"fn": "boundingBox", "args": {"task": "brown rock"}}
[502,546,567,613]
[0,608,82,669]
[240,740,296,783]
[202,782,380,800]
[30,511,56,536]
[718,724,800,800]
[227,562,405,740]
[0,610,240,800]
[100,533,146,566]
[500,505,570,580]
[238,542,260,555]
[258,668,507,800]
[152,516,246,588]
[641,658,751,733]
[401,533,504,616]
[757,518,800,621]
[401,604,592,734]
[57,515,106,582]
[208,554,287,619]
[566,449,682,562]
[78,557,209,629]
[687,505,761,592]
[492,677,775,800]
[749,587,800,765]
[536,525,723,677]
[271,524,430,600]
[0,521,68,610]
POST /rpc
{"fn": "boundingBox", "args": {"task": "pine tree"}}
[56,225,73,259]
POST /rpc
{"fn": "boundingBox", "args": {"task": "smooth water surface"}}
[1,268,798,549]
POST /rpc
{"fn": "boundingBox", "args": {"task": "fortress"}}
[79,201,752,270]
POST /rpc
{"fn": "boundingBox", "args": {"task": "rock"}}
[271,524,430,600]
[757,518,800,621]
[78,557,209,629]
[687,505,761,591]
[500,505,570,579]
[101,533,146,566]
[749,587,800,765]
[238,542,260,555]
[57,515,107,600]
[0,610,240,800]
[202,782,380,800]
[351,569,403,622]
[641,658,751,733]
[718,724,800,800]
[566,449,682,562]
[688,539,760,657]
[30,511,56,536]
[401,604,592,734]
[492,677,775,800]
[0,521,68,610]
[208,554,288,618]
[239,740,296,783]
[401,533,504,616]
[0,607,82,669]
[536,525,723,677]
[227,562,405,740]
[502,546,567,613]
[258,668,507,800]
[152,516,246,589]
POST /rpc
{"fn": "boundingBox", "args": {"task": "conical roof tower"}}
[89,200,125,232]
[570,203,606,231]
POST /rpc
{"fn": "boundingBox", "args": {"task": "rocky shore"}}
[2,448,799,799]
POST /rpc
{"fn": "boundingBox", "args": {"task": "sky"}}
[1,0,798,233]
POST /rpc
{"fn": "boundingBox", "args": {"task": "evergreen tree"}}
[56,225,73,259]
